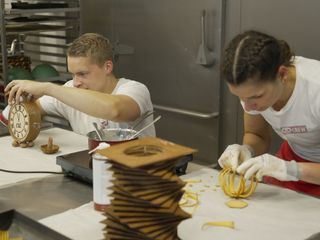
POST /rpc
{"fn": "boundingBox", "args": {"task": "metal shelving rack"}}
[0,0,82,108]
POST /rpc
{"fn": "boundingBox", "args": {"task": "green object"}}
[32,63,59,80]
[8,67,34,82]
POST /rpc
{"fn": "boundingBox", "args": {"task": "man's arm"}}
[45,83,140,122]
[5,80,141,122]
[243,112,272,156]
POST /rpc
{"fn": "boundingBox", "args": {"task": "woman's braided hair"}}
[221,30,294,85]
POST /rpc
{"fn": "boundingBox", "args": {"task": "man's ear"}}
[104,60,113,74]
[278,65,289,81]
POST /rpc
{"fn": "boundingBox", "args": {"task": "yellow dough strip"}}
[202,221,235,230]
[219,167,258,198]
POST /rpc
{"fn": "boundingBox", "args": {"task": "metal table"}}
[0,126,92,220]
[0,125,199,222]
[0,175,93,220]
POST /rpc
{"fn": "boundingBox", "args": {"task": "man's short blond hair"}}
[67,33,113,66]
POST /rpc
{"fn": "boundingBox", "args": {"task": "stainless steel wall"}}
[81,0,320,164]
[81,0,224,165]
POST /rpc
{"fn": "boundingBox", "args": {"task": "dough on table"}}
[225,199,248,208]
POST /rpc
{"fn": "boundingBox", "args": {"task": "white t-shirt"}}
[242,56,320,162]
[39,78,155,137]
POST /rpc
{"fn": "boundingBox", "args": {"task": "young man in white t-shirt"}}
[218,30,320,196]
[2,33,155,137]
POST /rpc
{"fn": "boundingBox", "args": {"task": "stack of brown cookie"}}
[97,137,196,240]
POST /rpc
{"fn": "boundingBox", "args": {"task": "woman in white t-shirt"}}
[218,30,320,196]
[2,33,155,137]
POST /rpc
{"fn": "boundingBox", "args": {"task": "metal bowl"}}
[87,128,137,150]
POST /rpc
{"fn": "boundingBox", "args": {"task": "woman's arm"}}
[298,162,320,185]
[243,112,272,156]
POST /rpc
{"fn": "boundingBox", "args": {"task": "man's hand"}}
[237,154,299,181]
[218,144,254,171]
[4,80,49,104]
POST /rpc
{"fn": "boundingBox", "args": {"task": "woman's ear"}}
[104,60,113,74]
[278,66,289,82]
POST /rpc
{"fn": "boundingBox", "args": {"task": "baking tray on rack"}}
[11,2,68,9]
[0,209,71,240]
[5,24,71,33]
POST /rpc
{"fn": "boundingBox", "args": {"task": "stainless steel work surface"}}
[0,175,92,220]
[1,126,319,239]
[0,122,9,136]
[38,168,320,240]
[0,127,91,220]
[0,163,200,223]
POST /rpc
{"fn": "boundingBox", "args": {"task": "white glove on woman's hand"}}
[218,144,254,171]
[236,153,299,181]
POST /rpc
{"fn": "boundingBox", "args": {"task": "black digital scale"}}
[56,150,193,183]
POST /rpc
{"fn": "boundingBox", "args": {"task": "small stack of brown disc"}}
[97,137,197,240]
[41,137,59,154]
